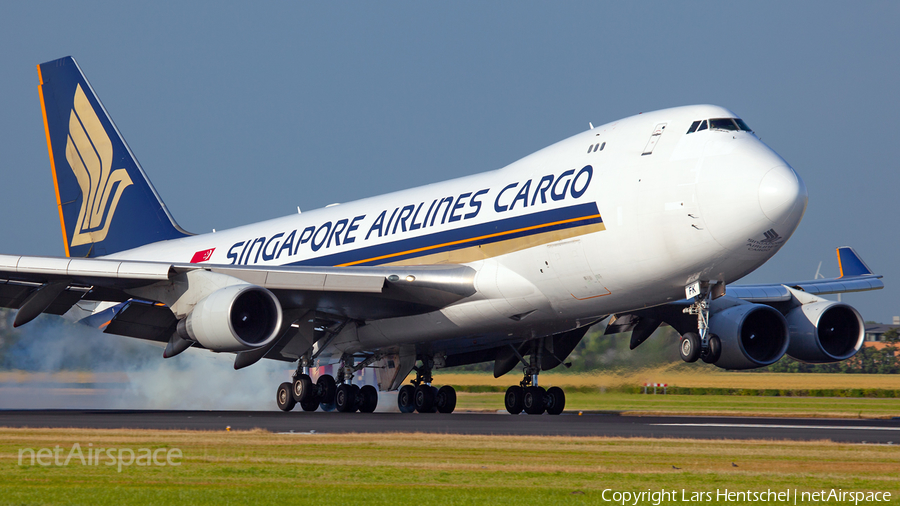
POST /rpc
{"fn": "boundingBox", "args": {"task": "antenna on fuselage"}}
[589,122,594,130]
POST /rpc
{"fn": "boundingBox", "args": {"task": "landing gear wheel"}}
[292,374,314,402]
[276,382,296,412]
[316,375,337,405]
[398,385,416,413]
[414,384,436,413]
[335,384,358,412]
[359,385,379,413]
[545,386,566,415]
[524,386,546,415]
[436,385,457,414]
[680,332,701,363]
[701,334,722,364]
[505,385,524,414]
[299,397,319,412]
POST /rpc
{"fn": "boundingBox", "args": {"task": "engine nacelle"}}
[180,285,283,352]
[709,302,789,370]
[786,301,864,363]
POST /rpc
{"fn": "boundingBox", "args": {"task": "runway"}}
[1,410,898,443]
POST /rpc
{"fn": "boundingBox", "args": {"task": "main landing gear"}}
[680,281,722,365]
[504,341,565,415]
[397,358,457,414]
[276,353,377,413]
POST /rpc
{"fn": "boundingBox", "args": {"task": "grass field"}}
[439,369,900,418]
[436,369,900,390]
[454,392,900,418]
[1,428,898,505]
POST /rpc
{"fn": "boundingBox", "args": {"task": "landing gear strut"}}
[681,281,722,364]
[397,357,457,414]
[504,339,565,415]
[273,352,338,413]
[334,353,380,413]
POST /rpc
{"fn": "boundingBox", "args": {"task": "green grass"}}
[455,392,900,418]
[1,428,898,505]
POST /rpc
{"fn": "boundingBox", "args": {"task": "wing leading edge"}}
[0,253,476,338]
[726,247,882,303]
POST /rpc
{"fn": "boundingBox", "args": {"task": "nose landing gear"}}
[681,281,723,364]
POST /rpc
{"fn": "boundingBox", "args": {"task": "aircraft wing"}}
[0,253,476,339]
[725,247,882,302]
[606,247,882,346]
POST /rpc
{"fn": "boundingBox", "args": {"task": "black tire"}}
[320,402,336,412]
[505,385,524,415]
[414,384,435,413]
[524,386,546,415]
[545,386,566,415]
[359,385,379,413]
[701,334,722,364]
[398,385,416,413]
[276,382,296,412]
[292,374,314,402]
[436,385,457,414]
[350,384,361,412]
[299,398,319,412]
[335,384,357,413]
[680,332,701,363]
[316,375,337,405]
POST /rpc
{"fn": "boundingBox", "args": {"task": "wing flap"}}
[103,300,176,342]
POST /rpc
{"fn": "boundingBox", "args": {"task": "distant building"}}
[864,316,899,348]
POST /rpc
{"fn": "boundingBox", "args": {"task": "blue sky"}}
[0,2,898,322]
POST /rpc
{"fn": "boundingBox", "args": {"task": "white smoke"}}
[0,310,293,410]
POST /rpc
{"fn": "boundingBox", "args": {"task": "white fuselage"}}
[110,105,807,356]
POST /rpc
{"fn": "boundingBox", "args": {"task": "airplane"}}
[0,56,882,415]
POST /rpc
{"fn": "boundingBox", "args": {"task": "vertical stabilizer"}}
[37,56,190,257]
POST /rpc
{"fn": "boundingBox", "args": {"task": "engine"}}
[785,301,864,363]
[178,284,283,352]
[709,301,789,370]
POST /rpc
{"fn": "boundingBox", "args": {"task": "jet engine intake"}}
[179,285,283,352]
[709,302,789,370]
[786,301,864,363]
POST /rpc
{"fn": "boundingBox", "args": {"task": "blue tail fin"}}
[37,56,191,258]
[837,246,873,277]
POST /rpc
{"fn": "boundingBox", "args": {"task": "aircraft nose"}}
[758,165,808,226]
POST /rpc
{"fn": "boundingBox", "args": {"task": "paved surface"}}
[1,410,899,443]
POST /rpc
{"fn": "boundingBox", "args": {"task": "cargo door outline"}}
[545,239,610,300]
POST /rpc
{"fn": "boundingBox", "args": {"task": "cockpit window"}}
[686,117,751,134]
[734,118,752,131]
[709,118,739,131]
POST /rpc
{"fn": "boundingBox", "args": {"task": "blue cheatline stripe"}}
[288,202,603,267]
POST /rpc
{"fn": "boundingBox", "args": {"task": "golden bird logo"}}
[65,84,133,247]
